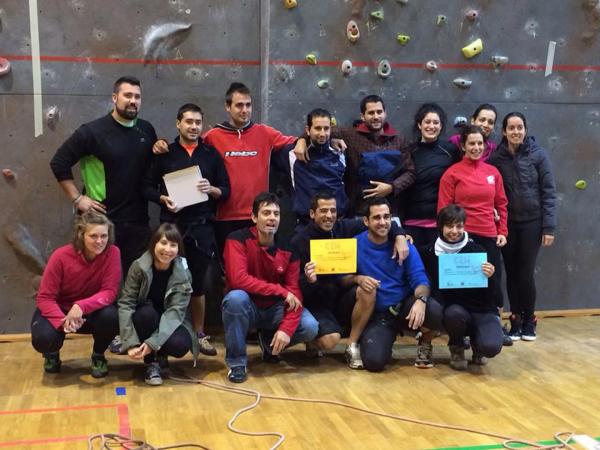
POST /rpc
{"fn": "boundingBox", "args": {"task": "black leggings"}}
[470,234,504,309]
[31,305,119,355]
[443,304,503,358]
[132,303,192,363]
[501,220,542,319]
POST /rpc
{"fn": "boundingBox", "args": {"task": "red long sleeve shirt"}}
[36,244,121,329]
[224,227,303,337]
[438,158,508,238]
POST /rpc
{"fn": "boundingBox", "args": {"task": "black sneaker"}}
[145,362,163,386]
[228,366,247,383]
[257,330,280,364]
[109,336,125,354]
[463,336,471,350]
[91,353,109,378]
[508,314,522,341]
[501,326,514,346]
[43,352,61,373]
[521,316,537,341]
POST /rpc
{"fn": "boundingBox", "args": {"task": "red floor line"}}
[117,403,131,438]
[0,434,88,447]
[0,403,122,415]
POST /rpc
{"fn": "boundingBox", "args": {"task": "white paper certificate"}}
[163,165,208,209]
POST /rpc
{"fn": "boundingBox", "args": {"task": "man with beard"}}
[50,76,157,275]
[296,95,415,217]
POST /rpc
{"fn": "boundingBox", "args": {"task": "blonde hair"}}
[71,212,115,252]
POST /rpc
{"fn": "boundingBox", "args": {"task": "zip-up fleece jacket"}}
[224,227,303,337]
[203,122,295,221]
[487,136,556,234]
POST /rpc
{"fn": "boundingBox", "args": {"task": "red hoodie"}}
[438,158,508,238]
[203,122,295,221]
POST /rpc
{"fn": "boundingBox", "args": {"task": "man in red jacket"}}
[222,192,318,383]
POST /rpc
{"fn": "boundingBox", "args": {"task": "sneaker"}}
[415,340,434,369]
[344,342,364,369]
[109,336,124,354]
[43,352,61,373]
[198,334,218,356]
[501,326,514,346]
[508,314,522,341]
[145,362,163,386]
[258,330,280,364]
[305,341,324,358]
[90,353,108,378]
[448,345,467,371]
[521,316,537,341]
[463,336,471,350]
[472,352,488,366]
[227,366,247,383]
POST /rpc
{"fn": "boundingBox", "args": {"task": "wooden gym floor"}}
[0,315,599,449]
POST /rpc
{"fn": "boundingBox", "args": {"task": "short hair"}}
[460,124,485,145]
[437,204,467,235]
[252,192,280,216]
[360,95,386,114]
[309,191,336,211]
[148,223,185,257]
[412,102,447,141]
[113,76,141,94]
[306,108,331,128]
[363,197,391,218]
[472,103,498,121]
[501,111,528,132]
[177,103,203,121]
[71,211,115,252]
[225,82,251,105]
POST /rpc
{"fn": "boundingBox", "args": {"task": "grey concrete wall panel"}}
[0,1,599,331]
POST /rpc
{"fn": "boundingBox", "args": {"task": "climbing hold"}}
[283,0,297,9]
[341,59,353,75]
[2,169,15,180]
[143,23,192,62]
[0,57,11,76]
[3,223,47,275]
[396,0,408,4]
[465,9,479,21]
[377,60,392,79]
[305,53,317,65]
[346,20,360,43]
[454,116,468,127]
[317,79,329,89]
[370,9,384,21]
[425,60,438,72]
[331,116,337,127]
[46,106,59,126]
[462,38,483,58]
[575,180,587,190]
[436,15,447,26]
[491,55,509,68]
[453,78,472,88]
[397,34,411,45]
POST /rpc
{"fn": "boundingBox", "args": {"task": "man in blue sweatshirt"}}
[343,198,444,372]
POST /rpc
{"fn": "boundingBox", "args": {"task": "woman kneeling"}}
[118,223,198,385]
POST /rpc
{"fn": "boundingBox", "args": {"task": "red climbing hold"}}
[0,58,11,76]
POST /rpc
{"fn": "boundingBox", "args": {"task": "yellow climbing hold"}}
[462,38,483,58]
[397,34,411,45]
[331,116,337,127]
[306,53,317,65]
[283,0,297,9]
[575,180,587,190]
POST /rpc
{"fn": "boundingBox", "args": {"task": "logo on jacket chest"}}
[486,175,495,184]
[225,150,258,157]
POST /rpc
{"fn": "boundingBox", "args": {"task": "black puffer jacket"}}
[488,136,556,234]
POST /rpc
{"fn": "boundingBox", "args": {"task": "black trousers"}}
[114,221,151,277]
[443,304,503,358]
[31,305,119,355]
[402,225,438,258]
[470,233,504,309]
[132,303,192,364]
[501,220,542,319]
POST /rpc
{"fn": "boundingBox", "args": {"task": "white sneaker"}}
[344,343,364,369]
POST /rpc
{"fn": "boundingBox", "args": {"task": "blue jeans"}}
[222,289,319,368]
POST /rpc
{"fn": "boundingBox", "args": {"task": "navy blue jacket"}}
[488,136,556,234]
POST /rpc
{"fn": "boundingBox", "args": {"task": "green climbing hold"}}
[436,15,447,26]
[305,53,317,65]
[397,34,410,45]
[317,80,329,89]
[575,180,587,190]
[370,10,384,20]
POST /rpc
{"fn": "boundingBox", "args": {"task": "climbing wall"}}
[0,0,598,332]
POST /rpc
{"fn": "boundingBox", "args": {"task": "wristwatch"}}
[416,295,429,304]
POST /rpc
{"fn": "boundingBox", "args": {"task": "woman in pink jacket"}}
[31,212,121,378]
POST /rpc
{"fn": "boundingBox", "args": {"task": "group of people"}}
[30,75,557,385]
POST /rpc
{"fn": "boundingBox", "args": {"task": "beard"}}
[116,104,138,120]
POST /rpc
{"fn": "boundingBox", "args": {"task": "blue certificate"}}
[438,253,488,289]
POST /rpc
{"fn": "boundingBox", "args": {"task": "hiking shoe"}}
[43,352,61,373]
[448,345,467,371]
[345,342,364,369]
[508,314,522,341]
[472,352,488,365]
[501,325,514,346]
[109,336,124,354]
[144,362,163,386]
[90,353,108,378]
[521,316,537,341]
[198,334,217,356]
[227,366,247,383]
[305,341,324,358]
[415,340,434,369]
[258,330,280,364]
